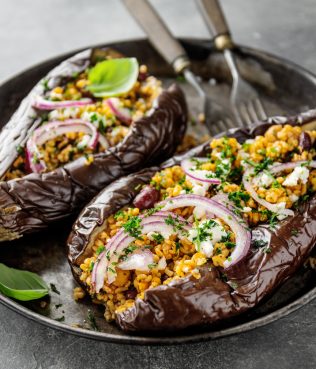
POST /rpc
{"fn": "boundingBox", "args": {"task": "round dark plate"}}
[0,38,316,345]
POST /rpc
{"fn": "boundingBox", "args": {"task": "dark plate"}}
[1,38,316,345]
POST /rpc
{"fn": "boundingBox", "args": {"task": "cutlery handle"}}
[196,0,234,50]
[123,0,190,73]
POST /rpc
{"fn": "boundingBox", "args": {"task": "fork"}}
[196,0,268,126]
[123,0,234,136]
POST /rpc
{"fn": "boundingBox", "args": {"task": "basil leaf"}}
[0,263,49,301]
[87,58,139,97]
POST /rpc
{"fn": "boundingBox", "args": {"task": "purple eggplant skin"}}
[67,108,316,332]
[0,50,187,242]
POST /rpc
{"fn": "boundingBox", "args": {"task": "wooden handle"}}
[123,0,190,72]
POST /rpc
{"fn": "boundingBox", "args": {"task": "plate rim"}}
[1,37,316,345]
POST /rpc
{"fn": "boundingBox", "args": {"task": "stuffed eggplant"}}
[68,109,316,332]
[0,48,187,241]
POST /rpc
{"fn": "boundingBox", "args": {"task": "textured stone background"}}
[0,0,316,368]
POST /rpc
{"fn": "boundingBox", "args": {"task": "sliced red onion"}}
[181,158,220,185]
[106,98,132,124]
[26,119,108,173]
[211,193,235,211]
[158,194,251,269]
[118,249,155,272]
[269,160,316,174]
[33,95,93,110]
[92,213,190,291]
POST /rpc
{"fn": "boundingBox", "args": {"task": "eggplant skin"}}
[0,52,187,242]
[67,108,316,332]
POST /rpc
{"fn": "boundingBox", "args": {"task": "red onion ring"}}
[157,194,251,269]
[270,160,316,174]
[181,158,221,185]
[26,119,108,173]
[106,98,132,124]
[33,95,93,110]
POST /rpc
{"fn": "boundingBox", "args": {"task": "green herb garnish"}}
[253,239,268,249]
[96,245,105,255]
[50,283,60,295]
[122,215,142,238]
[291,228,301,236]
[151,233,165,244]
[87,309,99,331]
[87,58,139,97]
[228,191,250,208]
[0,263,49,301]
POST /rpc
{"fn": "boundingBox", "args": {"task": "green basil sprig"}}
[87,58,139,97]
[0,263,49,301]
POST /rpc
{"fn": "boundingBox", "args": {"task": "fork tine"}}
[233,104,250,127]
[224,117,236,129]
[247,100,260,123]
[211,121,223,136]
[254,98,267,120]
[240,103,253,127]
[217,120,228,132]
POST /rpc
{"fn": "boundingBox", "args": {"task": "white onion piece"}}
[33,95,93,110]
[158,194,251,269]
[92,212,190,291]
[26,119,109,173]
[118,249,155,272]
[181,158,221,184]
[106,98,132,124]
[157,256,167,270]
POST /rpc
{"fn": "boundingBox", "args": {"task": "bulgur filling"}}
[5,59,162,180]
[77,124,316,321]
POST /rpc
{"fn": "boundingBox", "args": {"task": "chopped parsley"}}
[164,215,187,234]
[253,157,274,175]
[151,233,164,243]
[253,239,268,249]
[89,261,95,272]
[263,247,272,254]
[225,241,235,250]
[145,205,163,216]
[291,228,301,236]
[96,245,105,255]
[50,283,60,295]
[228,191,250,208]
[16,145,24,155]
[114,210,125,220]
[122,216,142,238]
[87,309,99,331]
[148,263,158,270]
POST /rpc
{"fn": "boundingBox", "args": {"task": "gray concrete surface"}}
[0,0,316,368]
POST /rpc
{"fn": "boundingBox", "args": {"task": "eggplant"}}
[68,108,316,332]
[0,49,187,241]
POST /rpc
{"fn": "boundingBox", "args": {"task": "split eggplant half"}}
[68,109,316,332]
[0,48,187,241]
